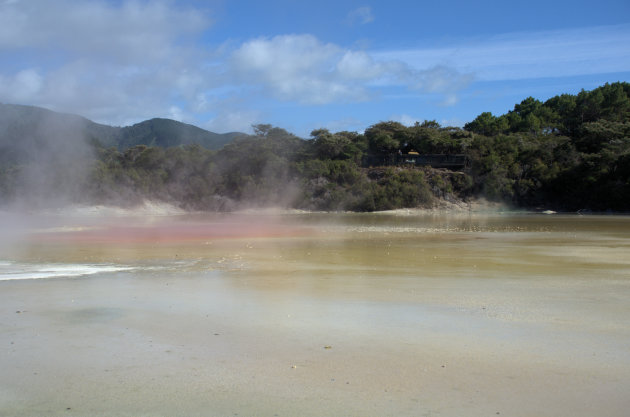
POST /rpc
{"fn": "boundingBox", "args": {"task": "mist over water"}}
[0,107,96,209]
[1,211,630,416]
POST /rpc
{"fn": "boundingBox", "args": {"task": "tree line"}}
[1,82,629,211]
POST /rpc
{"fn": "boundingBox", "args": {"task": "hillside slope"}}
[0,103,242,164]
[117,118,243,150]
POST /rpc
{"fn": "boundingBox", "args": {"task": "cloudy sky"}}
[1,0,629,136]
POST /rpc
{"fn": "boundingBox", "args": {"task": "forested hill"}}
[0,103,242,162]
[464,82,630,141]
[116,118,244,150]
[461,82,630,210]
[1,82,629,212]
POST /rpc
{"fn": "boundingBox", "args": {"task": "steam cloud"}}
[0,107,95,209]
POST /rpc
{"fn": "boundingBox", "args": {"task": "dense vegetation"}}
[1,82,629,212]
[463,82,630,211]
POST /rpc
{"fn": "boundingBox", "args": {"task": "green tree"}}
[464,112,506,136]
[364,121,408,154]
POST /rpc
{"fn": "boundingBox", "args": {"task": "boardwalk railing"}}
[363,154,468,170]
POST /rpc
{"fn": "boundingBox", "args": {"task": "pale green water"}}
[1,212,629,416]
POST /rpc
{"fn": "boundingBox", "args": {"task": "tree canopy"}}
[1,82,629,212]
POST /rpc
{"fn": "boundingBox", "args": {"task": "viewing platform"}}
[363,153,468,170]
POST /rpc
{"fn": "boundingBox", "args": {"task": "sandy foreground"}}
[1,211,630,416]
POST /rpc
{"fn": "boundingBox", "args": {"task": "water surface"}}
[1,212,629,416]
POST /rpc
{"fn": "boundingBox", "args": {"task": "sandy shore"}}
[2,271,629,417]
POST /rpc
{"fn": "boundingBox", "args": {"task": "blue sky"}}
[1,0,629,137]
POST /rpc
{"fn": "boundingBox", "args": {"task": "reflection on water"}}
[4,212,630,275]
[1,212,630,416]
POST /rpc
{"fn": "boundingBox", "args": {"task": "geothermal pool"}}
[1,211,629,416]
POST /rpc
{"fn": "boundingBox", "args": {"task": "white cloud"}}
[204,109,262,134]
[348,6,374,25]
[409,65,473,93]
[0,0,208,63]
[336,51,384,80]
[391,114,418,127]
[440,93,459,107]
[0,69,43,102]
[0,0,473,131]
[318,117,366,134]
[234,34,338,72]
[228,34,471,105]
[0,0,212,125]
[230,34,368,104]
[168,106,184,122]
[375,24,630,81]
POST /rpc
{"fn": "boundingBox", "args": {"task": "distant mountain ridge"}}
[0,103,244,163]
[115,118,245,150]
